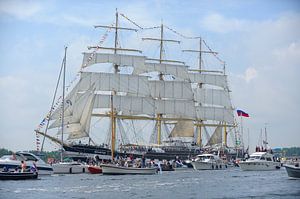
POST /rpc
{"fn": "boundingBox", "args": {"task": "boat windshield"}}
[20,153,38,161]
[0,155,23,161]
[197,156,213,160]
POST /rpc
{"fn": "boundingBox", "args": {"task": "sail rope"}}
[82,22,115,68]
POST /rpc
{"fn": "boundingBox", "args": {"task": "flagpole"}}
[240,115,244,156]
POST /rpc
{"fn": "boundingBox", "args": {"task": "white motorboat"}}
[52,162,88,174]
[239,152,281,171]
[0,152,53,175]
[191,154,227,170]
[100,164,157,175]
[284,164,300,178]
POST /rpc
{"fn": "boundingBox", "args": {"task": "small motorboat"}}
[239,152,281,171]
[0,172,38,180]
[88,165,102,174]
[52,162,88,174]
[284,164,300,178]
[191,153,227,170]
[0,152,53,175]
[100,164,157,175]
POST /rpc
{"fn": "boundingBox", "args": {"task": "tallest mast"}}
[182,37,218,147]
[90,9,142,159]
[143,23,182,145]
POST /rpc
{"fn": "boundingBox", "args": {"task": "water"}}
[1,168,299,199]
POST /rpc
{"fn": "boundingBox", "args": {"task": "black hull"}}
[285,165,300,178]
[0,172,38,180]
[63,144,200,161]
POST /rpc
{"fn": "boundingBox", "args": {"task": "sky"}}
[0,0,299,152]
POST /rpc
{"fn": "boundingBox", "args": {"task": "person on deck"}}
[21,160,27,172]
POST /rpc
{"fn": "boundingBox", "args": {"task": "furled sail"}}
[206,125,223,146]
[169,120,194,138]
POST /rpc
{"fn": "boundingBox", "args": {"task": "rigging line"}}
[202,39,225,64]
[164,25,199,39]
[40,52,66,152]
[120,13,144,29]
[142,26,160,30]
[90,117,103,129]
[131,120,139,144]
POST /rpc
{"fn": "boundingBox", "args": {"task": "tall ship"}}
[35,10,242,161]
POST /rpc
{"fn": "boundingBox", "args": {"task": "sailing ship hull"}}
[52,162,88,174]
[0,172,38,180]
[284,165,300,178]
[100,164,157,175]
[63,144,200,161]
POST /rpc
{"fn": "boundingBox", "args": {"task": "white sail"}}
[78,72,193,100]
[78,72,150,97]
[149,80,193,100]
[134,62,190,80]
[188,73,228,88]
[196,106,234,124]
[50,83,79,120]
[193,88,231,108]
[49,88,95,137]
[206,125,223,146]
[169,121,194,138]
[93,94,196,119]
[82,52,146,68]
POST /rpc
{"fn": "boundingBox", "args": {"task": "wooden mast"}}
[92,8,141,159]
[61,46,67,162]
[142,22,181,145]
[182,37,218,147]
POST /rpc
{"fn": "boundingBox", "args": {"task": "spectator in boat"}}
[124,161,129,167]
[141,155,146,168]
[31,160,38,173]
[3,166,8,172]
[21,160,27,172]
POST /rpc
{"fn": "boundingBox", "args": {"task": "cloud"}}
[200,13,249,33]
[0,0,42,19]
[237,67,258,82]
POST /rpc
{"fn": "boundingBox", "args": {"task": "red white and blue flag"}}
[237,109,249,117]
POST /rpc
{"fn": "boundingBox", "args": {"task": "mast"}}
[61,46,67,162]
[182,37,218,147]
[142,22,181,145]
[110,93,116,160]
[91,8,141,73]
[92,9,141,156]
[264,123,268,150]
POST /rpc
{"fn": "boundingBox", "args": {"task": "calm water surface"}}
[1,168,299,199]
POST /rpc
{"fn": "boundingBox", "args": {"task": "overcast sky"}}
[0,0,299,152]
